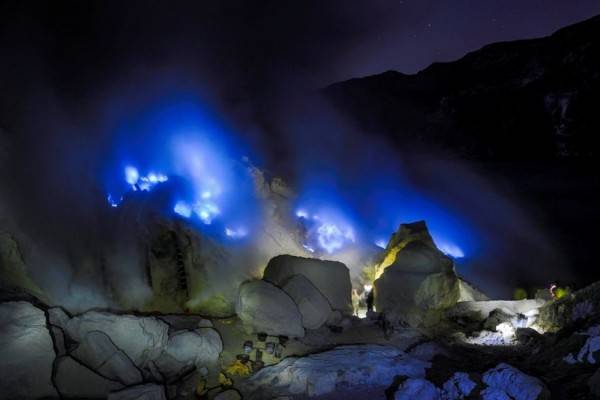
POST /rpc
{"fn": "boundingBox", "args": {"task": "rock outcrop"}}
[0,301,57,399]
[236,279,305,337]
[263,255,353,314]
[373,223,464,326]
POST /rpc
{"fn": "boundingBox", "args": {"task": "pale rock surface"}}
[282,274,331,329]
[263,255,353,314]
[65,311,169,367]
[240,345,430,399]
[0,301,57,400]
[236,279,304,337]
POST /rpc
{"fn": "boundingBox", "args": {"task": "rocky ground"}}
[3,253,600,399]
[2,215,600,399]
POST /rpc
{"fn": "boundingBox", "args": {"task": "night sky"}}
[2,1,600,111]
[1,2,600,296]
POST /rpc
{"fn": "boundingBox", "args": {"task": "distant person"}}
[366,288,374,312]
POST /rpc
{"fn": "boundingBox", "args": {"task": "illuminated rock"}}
[65,311,169,367]
[263,255,353,314]
[240,345,429,398]
[0,301,57,400]
[442,372,477,398]
[236,279,304,337]
[282,274,332,330]
[447,299,545,323]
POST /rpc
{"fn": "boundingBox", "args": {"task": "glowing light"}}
[295,209,309,219]
[225,227,248,239]
[375,239,387,249]
[436,241,465,258]
[303,244,315,253]
[174,201,192,218]
[364,284,373,292]
[317,223,355,254]
[193,201,220,224]
[201,191,212,199]
[107,194,122,208]
[125,166,139,185]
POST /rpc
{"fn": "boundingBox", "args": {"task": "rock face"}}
[55,356,124,398]
[0,301,57,399]
[71,330,142,385]
[0,233,48,301]
[65,311,170,367]
[394,378,439,400]
[240,345,430,399]
[282,274,331,330]
[263,255,353,314]
[236,279,305,337]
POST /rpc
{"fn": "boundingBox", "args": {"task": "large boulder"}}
[263,255,353,314]
[282,274,331,330]
[240,345,430,399]
[236,280,304,337]
[65,311,169,367]
[0,301,57,400]
[55,355,124,398]
[71,330,143,385]
[374,240,459,326]
[153,328,222,381]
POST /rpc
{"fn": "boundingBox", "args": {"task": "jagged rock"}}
[55,356,124,398]
[240,345,430,399]
[65,311,169,367]
[236,280,304,337]
[482,363,549,400]
[0,301,57,400]
[263,255,353,314]
[214,389,242,400]
[394,378,440,400]
[537,281,600,332]
[154,328,222,380]
[282,274,332,330]
[442,372,477,399]
[107,383,167,400]
[71,330,143,385]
